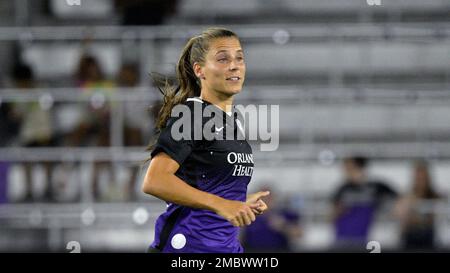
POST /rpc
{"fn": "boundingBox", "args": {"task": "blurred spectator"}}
[395,160,441,251]
[69,54,116,201]
[72,55,115,146]
[331,156,398,250]
[0,101,20,204]
[65,54,115,146]
[241,187,302,252]
[11,63,55,202]
[75,54,115,89]
[0,162,8,204]
[117,63,146,201]
[114,0,179,25]
[0,103,20,147]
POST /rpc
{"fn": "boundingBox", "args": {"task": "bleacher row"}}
[1,25,445,89]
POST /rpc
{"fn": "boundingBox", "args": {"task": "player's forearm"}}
[142,172,225,213]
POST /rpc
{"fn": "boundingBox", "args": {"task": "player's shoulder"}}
[167,97,203,119]
[165,97,206,127]
[183,97,217,122]
[184,97,205,109]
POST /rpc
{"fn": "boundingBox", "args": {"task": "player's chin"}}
[223,86,243,96]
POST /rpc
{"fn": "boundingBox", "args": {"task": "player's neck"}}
[200,91,234,114]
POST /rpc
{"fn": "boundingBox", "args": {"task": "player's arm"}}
[330,186,345,222]
[246,191,270,215]
[142,152,258,227]
[331,201,344,222]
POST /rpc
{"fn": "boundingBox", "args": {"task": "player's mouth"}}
[226,76,241,82]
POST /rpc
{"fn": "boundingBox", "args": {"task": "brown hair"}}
[153,27,239,130]
[146,27,240,155]
[412,160,439,199]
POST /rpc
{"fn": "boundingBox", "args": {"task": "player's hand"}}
[215,199,259,227]
[251,199,268,215]
[246,191,270,215]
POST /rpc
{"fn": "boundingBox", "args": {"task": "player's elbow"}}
[142,175,161,196]
[141,183,152,195]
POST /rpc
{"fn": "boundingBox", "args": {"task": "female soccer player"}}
[142,27,270,253]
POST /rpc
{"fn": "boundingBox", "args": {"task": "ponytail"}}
[153,37,201,131]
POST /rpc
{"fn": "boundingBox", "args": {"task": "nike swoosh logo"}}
[215,126,224,133]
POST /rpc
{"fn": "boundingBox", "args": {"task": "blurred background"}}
[0,0,449,253]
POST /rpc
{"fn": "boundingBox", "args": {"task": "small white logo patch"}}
[171,233,187,249]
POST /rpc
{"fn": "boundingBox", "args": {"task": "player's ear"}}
[193,62,205,79]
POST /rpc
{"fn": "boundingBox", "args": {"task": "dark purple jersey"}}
[332,181,397,245]
[149,97,254,253]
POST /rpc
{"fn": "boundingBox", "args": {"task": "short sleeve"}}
[150,115,195,166]
[373,182,398,200]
